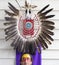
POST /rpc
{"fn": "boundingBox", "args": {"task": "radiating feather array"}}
[4,2,55,54]
[37,4,55,50]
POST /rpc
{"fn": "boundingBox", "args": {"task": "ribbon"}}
[16,49,41,65]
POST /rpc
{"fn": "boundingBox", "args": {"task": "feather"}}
[37,37,46,49]
[28,41,36,54]
[25,0,28,7]
[11,36,24,52]
[5,30,17,37]
[42,24,55,30]
[42,31,54,41]
[14,37,20,49]
[41,33,52,44]
[38,35,48,48]
[25,41,29,53]
[4,27,16,33]
[15,0,20,8]
[5,31,17,41]
[4,21,16,25]
[18,40,36,54]
[8,3,19,15]
[8,2,18,11]
[40,15,55,19]
[35,40,41,53]
[8,6,18,15]
[5,10,17,16]
[5,29,17,35]
[41,8,53,15]
[5,17,16,21]
[41,20,55,25]
[18,39,24,52]
[8,2,19,15]
[14,41,20,49]
[4,24,16,31]
[42,28,54,35]
[37,4,49,14]
[24,41,30,53]
[11,35,19,46]
[5,28,16,35]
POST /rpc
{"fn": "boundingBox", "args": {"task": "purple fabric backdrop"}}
[16,50,41,65]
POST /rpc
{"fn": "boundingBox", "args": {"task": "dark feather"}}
[42,28,54,35]
[38,35,48,48]
[42,24,55,30]
[37,37,46,49]
[41,33,52,44]
[8,2,19,15]
[5,10,17,16]
[5,30,17,35]
[41,8,53,15]
[14,37,20,49]
[30,41,36,54]
[4,27,16,33]
[4,24,16,31]
[11,35,19,46]
[27,41,36,54]
[5,30,17,37]
[41,20,55,25]
[5,17,16,21]
[37,4,49,14]
[25,0,28,7]
[8,2,19,11]
[40,15,55,19]
[42,31,54,41]
[5,31,17,41]
[5,28,16,35]
[20,40,36,54]
[11,36,24,52]
[4,21,16,25]
[8,6,18,15]
[18,39,24,52]
[25,41,30,53]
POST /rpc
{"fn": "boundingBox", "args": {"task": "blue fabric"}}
[16,50,41,65]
